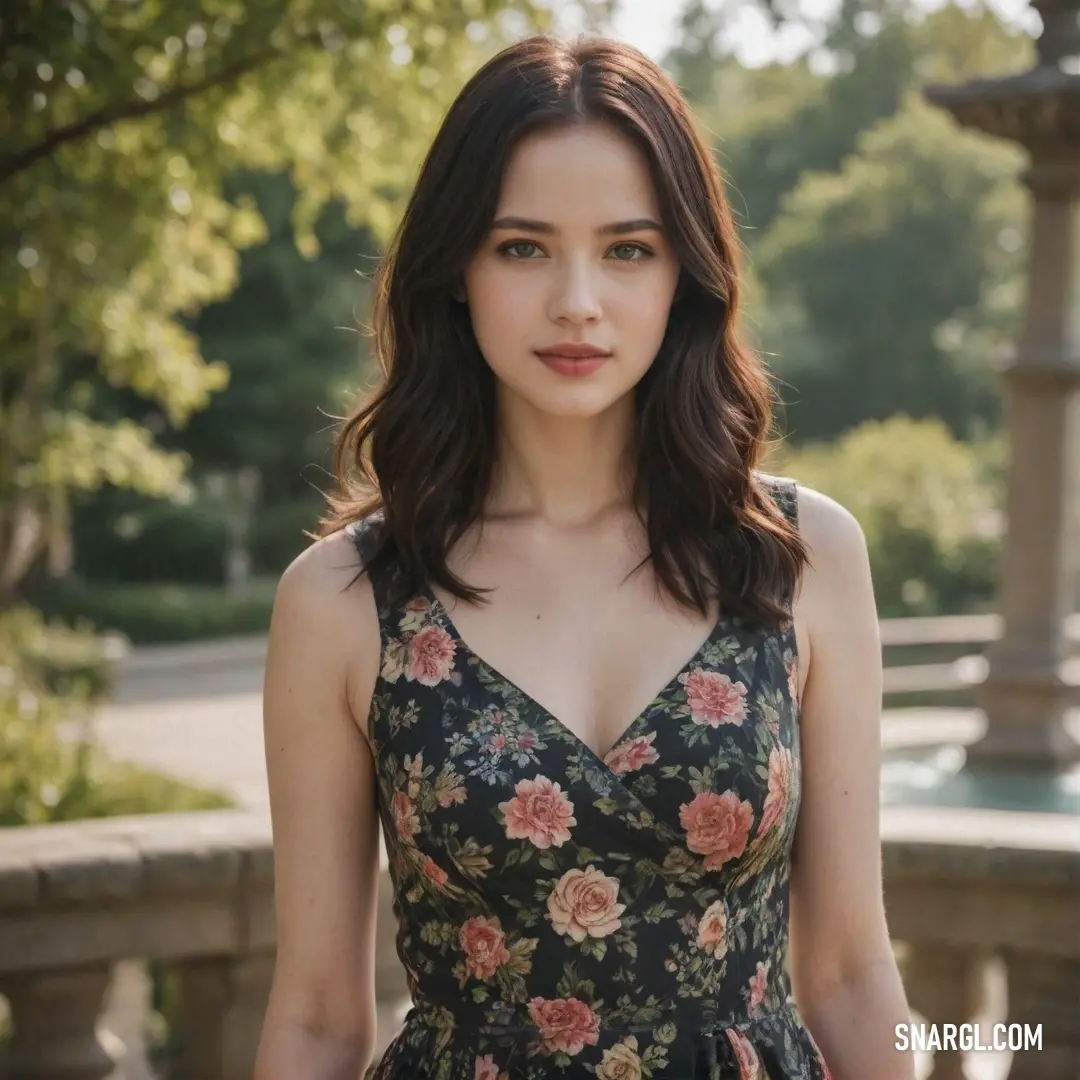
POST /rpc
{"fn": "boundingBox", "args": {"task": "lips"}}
[534,343,612,359]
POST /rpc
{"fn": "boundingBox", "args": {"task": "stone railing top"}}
[1,801,1076,916]
[0,809,273,911]
[881,802,1080,885]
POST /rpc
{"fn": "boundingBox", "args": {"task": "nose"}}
[548,253,602,325]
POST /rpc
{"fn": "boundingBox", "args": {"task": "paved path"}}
[87,637,1013,1080]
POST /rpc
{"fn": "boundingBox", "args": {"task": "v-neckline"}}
[420,582,726,770]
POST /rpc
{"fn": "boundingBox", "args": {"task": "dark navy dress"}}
[350,476,832,1079]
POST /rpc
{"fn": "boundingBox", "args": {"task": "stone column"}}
[971,149,1080,769]
[923,0,1080,772]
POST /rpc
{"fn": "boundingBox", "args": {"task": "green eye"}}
[499,241,542,259]
[610,243,650,261]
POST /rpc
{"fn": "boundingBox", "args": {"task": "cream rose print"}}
[596,1035,644,1080]
[547,865,626,941]
[498,775,576,849]
[696,899,729,958]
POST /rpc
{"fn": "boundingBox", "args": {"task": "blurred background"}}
[0,1,1077,1079]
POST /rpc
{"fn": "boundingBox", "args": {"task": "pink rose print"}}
[498,775,576,849]
[679,790,753,870]
[406,624,456,686]
[726,1029,763,1079]
[528,996,601,1056]
[680,669,748,726]
[547,865,626,942]
[473,1055,508,1080]
[696,899,729,958]
[459,916,511,980]
[748,960,769,1014]
[420,856,448,887]
[758,746,796,839]
[787,661,799,706]
[603,731,659,775]
[391,791,420,841]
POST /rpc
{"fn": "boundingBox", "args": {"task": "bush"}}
[0,607,233,826]
[71,486,232,585]
[29,578,277,645]
[770,415,1004,616]
[251,495,323,576]
[5,607,118,702]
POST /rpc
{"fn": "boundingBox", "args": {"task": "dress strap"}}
[764,474,799,530]
[756,473,800,614]
[343,512,389,616]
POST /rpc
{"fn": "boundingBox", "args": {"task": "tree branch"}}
[0,31,321,185]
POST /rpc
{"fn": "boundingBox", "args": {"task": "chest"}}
[428,542,721,762]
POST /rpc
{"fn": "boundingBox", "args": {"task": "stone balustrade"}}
[882,802,1080,1080]
[0,803,1076,1079]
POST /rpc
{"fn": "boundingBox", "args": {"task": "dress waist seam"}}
[407,996,802,1035]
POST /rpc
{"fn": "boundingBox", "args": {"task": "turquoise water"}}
[881,746,1080,815]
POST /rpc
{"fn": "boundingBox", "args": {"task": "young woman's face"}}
[462,120,682,420]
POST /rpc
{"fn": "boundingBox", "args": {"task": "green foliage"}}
[770,415,1004,615]
[0,607,231,825]
[756,91,1025,439]
[669,0,1033,442]
[66,171,374,588]
[1,0,556,601]
[31,577,277,645]
[250,494,325,573]
[70,485,233,585]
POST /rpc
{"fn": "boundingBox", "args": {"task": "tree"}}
[666,0,1033,440]
[0,0,565,604]
[70,170,381,584]
[754,90,1026,439]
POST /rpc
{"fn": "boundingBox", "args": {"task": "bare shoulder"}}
[274,526,368,612]
[793,484,867,568]
[791,484,874,625]
[271,526,381,739]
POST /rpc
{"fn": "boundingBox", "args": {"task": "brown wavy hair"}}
[320,34,809,624]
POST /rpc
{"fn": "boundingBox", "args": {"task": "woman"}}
[254,34,915,1080]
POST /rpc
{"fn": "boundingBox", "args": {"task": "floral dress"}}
[348,476,833,1080]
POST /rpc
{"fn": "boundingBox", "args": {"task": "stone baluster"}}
[168,951,276,1080]
[0,964,119,1080]
[899,942,988,1080]
[999,947,1080,1080]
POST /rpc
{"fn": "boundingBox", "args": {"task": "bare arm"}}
[788,487,916,1080]
[253,530,383,1080]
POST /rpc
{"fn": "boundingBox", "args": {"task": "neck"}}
[486,392,638,527]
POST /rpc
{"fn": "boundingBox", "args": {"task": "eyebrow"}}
[490,215,664,236]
